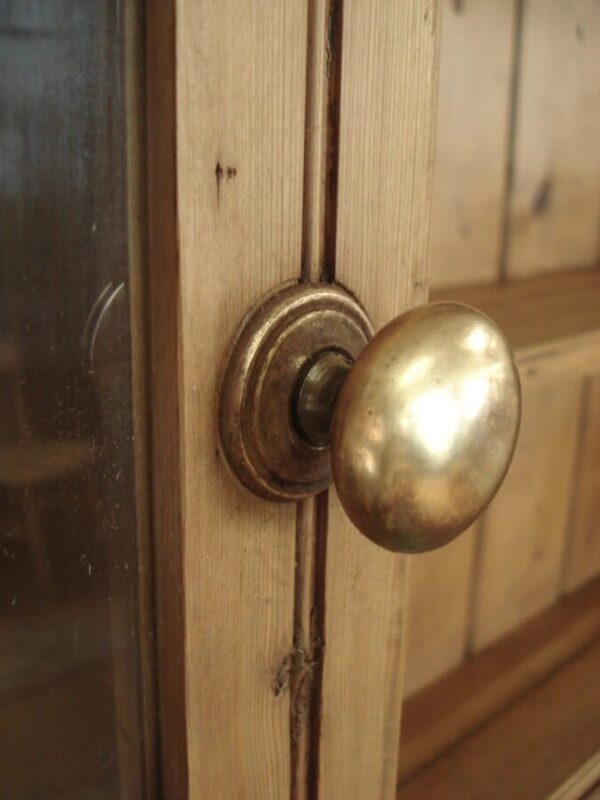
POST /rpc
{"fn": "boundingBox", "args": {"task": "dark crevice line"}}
[299,0,345,283]
[290,496,329,800]
[321,0,344,282]
[307,492,329,800]
[292,1,345,797]
[300,0,321,283]
[498,0,525,282]
[290,501,319,800]
[290,506,307,800]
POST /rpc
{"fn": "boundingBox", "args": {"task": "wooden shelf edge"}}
[431,268,600,384]
[398,576,600,784]
[398,634,600,799]
[547,751,600,800]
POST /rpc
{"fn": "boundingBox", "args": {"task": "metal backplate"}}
[218,281,373,501]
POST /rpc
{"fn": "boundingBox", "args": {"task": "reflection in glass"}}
[0,3,154,798]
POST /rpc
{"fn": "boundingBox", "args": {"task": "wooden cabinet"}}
[2,1,598,798]
[147,1,600,797]
[147,2,439,798]
[400,2,600,797]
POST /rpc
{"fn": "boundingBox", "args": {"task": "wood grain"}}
[403,526,478,698]
[506,0,600,276]
[433,270,600,384]
[470,379,582,650]
[406,270,600,697]
[168,2,308,796]
[429,0,517,289]
[563,376,600,592]
[398,635,600,800]
[399,576,600,782]
[318,3,440,797]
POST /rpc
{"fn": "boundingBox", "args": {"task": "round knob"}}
[328,303,520,552]
[218,282,520,553]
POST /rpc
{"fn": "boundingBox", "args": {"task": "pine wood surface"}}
[320,3,441,797]
[149,2,442,797]
[166,2,307,796]
[429,0,517,289]
[563,376,600,592]
[470,379,582,649]
[432,270,600,375]
[403,526,478,697]
[398,637,600,800]
[506,0,600,277]
[399,577,600,793]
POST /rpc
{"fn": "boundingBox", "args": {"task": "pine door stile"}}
[319,3,441,798]
[149,2,309,797]
[149,2,442,798]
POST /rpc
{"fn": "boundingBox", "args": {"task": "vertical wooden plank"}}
[506,0,600,276]
[563,376,600,592]
[405,0,517,695]
[403,527,478,697]
[429,0,517,289]
[318,3,440,797]
[146,3,187,796]
[149,2,308,797]
[471,381,581,650]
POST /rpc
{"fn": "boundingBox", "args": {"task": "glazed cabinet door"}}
[147,2,441,798]
[0,4,155,798]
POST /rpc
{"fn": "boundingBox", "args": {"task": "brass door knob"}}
[219,282,520,553]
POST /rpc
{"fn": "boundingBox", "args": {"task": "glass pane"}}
[0,2,154,798]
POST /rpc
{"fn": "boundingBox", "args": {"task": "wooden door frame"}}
[145,2,441,798]
[146,2,188,797]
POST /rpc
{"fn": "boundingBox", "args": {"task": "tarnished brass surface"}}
[219,283,521,552]
[218,281,372,501]
[296,350,352,447]
[332,303,521,552]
